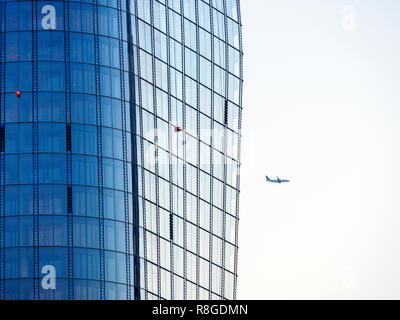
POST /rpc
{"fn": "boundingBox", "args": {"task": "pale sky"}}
[238,0,400,299]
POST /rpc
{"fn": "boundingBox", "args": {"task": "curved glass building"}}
[0,0,242,300]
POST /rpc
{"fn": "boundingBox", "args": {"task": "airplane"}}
[266,176,290,184]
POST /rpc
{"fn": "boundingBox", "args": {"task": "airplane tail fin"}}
[266,176,270,181]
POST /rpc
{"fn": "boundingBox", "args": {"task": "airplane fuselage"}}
[266,176,290,184]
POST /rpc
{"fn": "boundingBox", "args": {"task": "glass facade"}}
[0,0,242,300]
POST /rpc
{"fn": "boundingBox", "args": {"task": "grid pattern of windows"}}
[0,0,134,300]
[132,0,242,300]
[0,0,242,300]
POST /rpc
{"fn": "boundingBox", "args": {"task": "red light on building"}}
[176,126,182,132]
[16,91,21,98]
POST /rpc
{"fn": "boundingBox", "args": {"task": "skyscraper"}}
[0,0,242,300]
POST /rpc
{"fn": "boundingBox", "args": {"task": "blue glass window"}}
[110,39,119,69]
[72,155,85,185]
[85,156,98,186]
[83,64,96,95]
[85,125,97,156]
[105,282,117,300]
[39,185,52,214]
[5,94,18,123]
[84,95,97,125]
[38,62,52,91]
[87,281,100,299]
[74,248,88,279]
[105,220,116,251]
[6,33,18,61]
[5,248,18,278]
[19,247,33,277]
[51,32,64,61]
[87,218,99,249]
[5,124,18,154]
[114,160,124,190]
[103,127,113,158]
[117,284,127,300]
[5,155,18,185]
[70,33,83,63]
[70,3,82,32]
[19,93,33,122]
[19,186,33,215]
[54,216,68,246]
[99,37,110,66]
[54,279,68,300]
[39,216,53,245]
[53,123,66,153]
[19,3,32,31]
[105,251,116,282]
[74,280,88,300]
[72,186,86,216]
[5,3,18,32]
[71,63,83,93]
[71,94,84,124]
[73,217,87,247]
[115,191,125,221]
[5,63,18,93]
[82,4,94,34]
[87,249,100,280]
[103,158,114,189]
[72,124,85,154]
[112,99,122,129]
[116,253,126,283]
[52,93,66,122]
[111,69,121,98]
[53,153,67,183]
[104,189,115,220]
[19,280,34,300]
[39,247,53,271]
[53,185,67,214]
[38,124,52,152]
[19,216,33,246]
[100,67,111,97]
[38,31,52,60]
[86,187,99,217]
[39,154,52,183]
[116,222,126,252]
[113,130,123,160]
[5,186,19,215]
[98,6,110,36]
[5,217,18,247]
[82,34,95,64]
[101,97,113,127]
[52,62,65,91]
[38,93,52,121]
